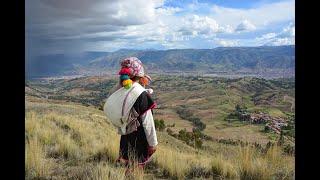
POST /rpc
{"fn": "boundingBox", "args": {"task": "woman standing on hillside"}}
[104,57,158,170]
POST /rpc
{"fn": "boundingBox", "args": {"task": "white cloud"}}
[259,33,277,39]
[176,15,235,40]
[267,38,293,46]
[156,7,182,15]
[216,39,239,47]
[235,20,256,32]
[217,25,233,33]
[184,15,220,35]
[211,0,294,28]
[278,22,295,38]
[256,23,295,46]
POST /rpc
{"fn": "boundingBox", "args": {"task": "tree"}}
[154,119,166,131]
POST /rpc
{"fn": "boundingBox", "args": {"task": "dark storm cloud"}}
[26,0,161,58]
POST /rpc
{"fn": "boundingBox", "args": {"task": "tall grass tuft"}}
[265,145,294,179]
[237,146,265,179]
[211,155,238,178]
[25,136,52,178]
[90,163,127,180]
[154,146,192,178]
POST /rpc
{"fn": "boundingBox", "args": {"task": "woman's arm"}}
[141,109,158,147]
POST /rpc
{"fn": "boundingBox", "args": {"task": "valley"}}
[25,74,295,179]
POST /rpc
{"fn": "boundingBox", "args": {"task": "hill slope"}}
[26,46,295,78]
[26,97,294,179]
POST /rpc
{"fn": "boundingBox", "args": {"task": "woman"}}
[104,57,158,168]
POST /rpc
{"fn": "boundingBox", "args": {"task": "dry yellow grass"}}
[237,145,294,180]
[237,145,272,179]
[211,154,238,178]
[25,100,151,179]
[25,99,294,179]
[25,101,122,179]
[25,136,53,178]
[154,144,214,179]
[90,163,127,180]
[154,146,193,178]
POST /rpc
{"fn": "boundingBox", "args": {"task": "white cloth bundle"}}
[103,82,158,146]
[103,82,145,134]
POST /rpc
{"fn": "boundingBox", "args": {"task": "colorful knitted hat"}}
[119,57,150,89]
[119,57,145,77]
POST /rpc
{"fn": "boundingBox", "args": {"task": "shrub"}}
[167,128,204,149]
[166,128,174,136]
[167,123,175,127]
[154,119,166,131]
[194,138,203,149]
[235,104,248,113]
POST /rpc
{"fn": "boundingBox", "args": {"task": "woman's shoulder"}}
[133,91,155,115]
[134,91,154,107]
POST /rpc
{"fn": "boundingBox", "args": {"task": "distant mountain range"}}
[26,45,295,78]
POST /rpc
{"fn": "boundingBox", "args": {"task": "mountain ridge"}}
[26,45,295,78]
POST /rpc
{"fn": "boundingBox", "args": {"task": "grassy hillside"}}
[26,97,294,179]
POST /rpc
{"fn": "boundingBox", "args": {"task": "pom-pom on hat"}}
[120,74,129,81]
[118,68,132,75]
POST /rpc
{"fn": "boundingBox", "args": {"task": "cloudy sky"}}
[26,0,295,58]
